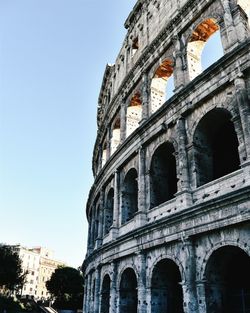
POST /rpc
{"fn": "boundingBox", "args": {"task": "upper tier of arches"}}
[94,0,250,176]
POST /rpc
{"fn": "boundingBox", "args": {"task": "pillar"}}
[107,124,112,159]
[96,189,104,247]
[120,100,127,142]
[110,262,118,313]
[234,75,250,162]
[137,252,147,313]
[83,275,88,313]
[196,280,207,313]
[94,267,101,313]
[175,117,193,207]
[221,0,239,52]
[141,72,150,121]
[137,147,147,227]
[173,35,188,91]
[232,3,250,42]
[110,170,119,239]
[181,239,198,313]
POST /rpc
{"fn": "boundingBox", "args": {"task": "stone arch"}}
[150,258,184,313]
[193,108,240,187]
[111,116,121,155]
[150,59,174,113]
[148,254,185,285]
[100,274,111,313]
[150,141,178,208]
[121,168,138,224]
[126,92,142,137]
[199,240,250,281]
[104,188,114,235]
[204,245,250,313]
[119,267,138,313]
[187,18,223,80]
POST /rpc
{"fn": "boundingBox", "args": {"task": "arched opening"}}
[126,92,142,137]
[100,274,111,313]
[120,268,138,313]
[205,245,250,313]
[150,142,177,208]
[122,169,138,224]
[102,142,108,168]
[187,19,223,80]
[150,59,174,113]
[104,188,114,235]
[151,259,184,313]
[193,108,240,187]
[111,117,121,155]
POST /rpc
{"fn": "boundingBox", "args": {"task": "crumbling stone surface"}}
[83,0,250,312]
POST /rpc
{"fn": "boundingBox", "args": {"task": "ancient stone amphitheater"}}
[83,0,250,312]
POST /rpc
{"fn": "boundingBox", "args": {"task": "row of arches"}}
[91,107,241,242]
[92,246,250,313]
[101,17,227,165]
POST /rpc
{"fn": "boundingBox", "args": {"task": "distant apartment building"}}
[15,245,65,300]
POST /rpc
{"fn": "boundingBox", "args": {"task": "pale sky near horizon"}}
[0,0,225,268]
[0,0,136,267]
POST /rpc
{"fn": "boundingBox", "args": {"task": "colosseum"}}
[82,0,250,312]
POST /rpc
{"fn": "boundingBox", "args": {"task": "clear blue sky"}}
[0,0,224,268]
[0,0,136,267]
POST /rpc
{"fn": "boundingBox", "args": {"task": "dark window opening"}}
[150,142,177,208]
[122,169,138,224]
[194,109,240,187]
[205,246,250,313]
[101,275,111,313]
[151,259,184,313]
[120,268,138,313]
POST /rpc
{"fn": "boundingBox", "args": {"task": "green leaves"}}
[0,244,26,292]
[46,266,84,310]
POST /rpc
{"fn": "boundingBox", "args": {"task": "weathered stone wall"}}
[83,0,250,312]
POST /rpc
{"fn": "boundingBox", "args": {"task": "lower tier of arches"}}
[83,227,250,313]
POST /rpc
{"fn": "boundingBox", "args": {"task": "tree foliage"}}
[0,244,26,292]
[46,266,84,310]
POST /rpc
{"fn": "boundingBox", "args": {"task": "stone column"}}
[120,100,127,142]
[181,239,198,313]
[94,267,101,313]
[142,3,149,47]
[83,275,88,313]
[110,170,119,239]
[234,75,250,162]
[137,252,147,313]
[87,273,93,313]
[221,0,238,52]
[175,117,193,207]
[87,219,93,255]
[110,262,118,313]
[96,189,104,247]
[232,4,250,43]
[196,280,207,313]
[107,124,112,159]
[137,147,147,227]
[90,210,96,251]
[173,35,188,91]
[177,118,190,191]
[141,72,150,121]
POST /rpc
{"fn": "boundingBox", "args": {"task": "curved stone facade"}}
[83,0,250,312]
